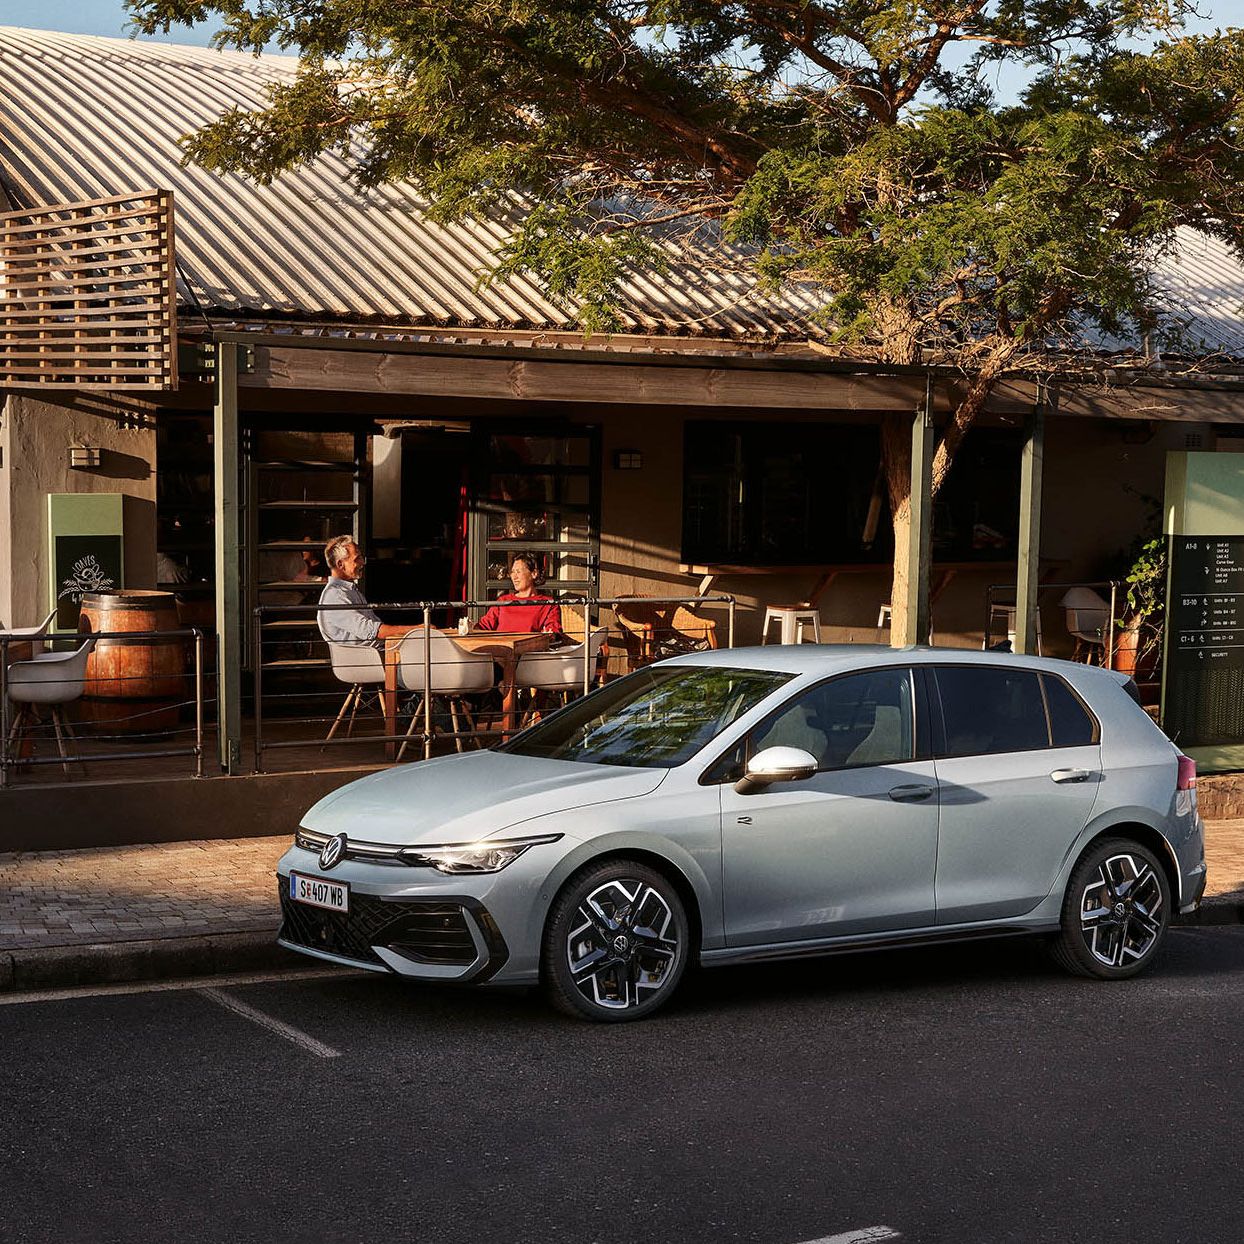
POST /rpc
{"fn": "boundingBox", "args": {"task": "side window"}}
[752,668,914,771]
[935,666,1049,757]
[1042,674,1099,747]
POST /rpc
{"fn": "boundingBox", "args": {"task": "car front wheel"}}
[542,860,690,1022]
[1051,837,1171,980]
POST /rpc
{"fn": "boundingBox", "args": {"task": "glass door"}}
[469,425,600,609]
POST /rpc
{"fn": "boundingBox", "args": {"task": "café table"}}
[381,629,553,758]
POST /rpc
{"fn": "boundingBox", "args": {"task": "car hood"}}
[300,751,668,845]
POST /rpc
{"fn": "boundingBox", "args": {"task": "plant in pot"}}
[1113,536,1166,680]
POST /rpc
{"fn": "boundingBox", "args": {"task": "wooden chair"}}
[613,599,718,671]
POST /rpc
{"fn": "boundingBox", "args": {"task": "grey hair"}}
[324,534,356,569]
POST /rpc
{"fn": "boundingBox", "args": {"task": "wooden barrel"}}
[79,590,186,735]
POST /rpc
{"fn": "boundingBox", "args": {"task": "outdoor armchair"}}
[613,599,718,670]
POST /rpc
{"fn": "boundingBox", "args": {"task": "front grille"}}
[278,884,478,967]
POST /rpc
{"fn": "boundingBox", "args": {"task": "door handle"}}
[1050,768,1094,784]
[889,784,934,802]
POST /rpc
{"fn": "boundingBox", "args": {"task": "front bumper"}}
[277,879,511,982]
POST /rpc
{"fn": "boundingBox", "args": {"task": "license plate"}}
[289,871,349,913]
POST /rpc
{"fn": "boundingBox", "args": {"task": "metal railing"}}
[251,594,736,772]
[983,580,1124,664]
[0,627,206,787]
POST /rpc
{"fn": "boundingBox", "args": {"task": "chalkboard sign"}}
[54,534,123,629]
[1164,535,1244,747]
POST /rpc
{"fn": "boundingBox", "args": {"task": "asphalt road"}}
[1,927,1242,1244]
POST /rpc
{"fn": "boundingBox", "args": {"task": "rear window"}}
[1043,674,1099,747]
[934,665,1048,757]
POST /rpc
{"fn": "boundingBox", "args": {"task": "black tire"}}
[541,859,690,1022]
[1050,837,1171,980]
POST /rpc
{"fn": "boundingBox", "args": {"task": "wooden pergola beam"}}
[214,342,242,774]
[223,338,1244,422]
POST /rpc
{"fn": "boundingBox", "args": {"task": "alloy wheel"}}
[565,877,682,1012]
[1078,851,1166,968]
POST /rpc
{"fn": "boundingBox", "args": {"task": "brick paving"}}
[0,836,287,951]
[0,821,1241,955]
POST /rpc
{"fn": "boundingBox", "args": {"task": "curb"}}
[0,928,292,994]
[0,904,1239,995]
[1177,900,1244,927]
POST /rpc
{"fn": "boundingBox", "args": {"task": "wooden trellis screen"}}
[0,189,177,389]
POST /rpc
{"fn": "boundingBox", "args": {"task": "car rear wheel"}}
[542,860,689,1022]
[1051,837,1171,980]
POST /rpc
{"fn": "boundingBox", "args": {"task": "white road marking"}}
[0,966,359,1007]
[198,986,342,1059]
[796,1229,902,1244]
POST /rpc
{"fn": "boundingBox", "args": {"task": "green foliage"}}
[1124,534,1167,624]
[125,0,1244,359]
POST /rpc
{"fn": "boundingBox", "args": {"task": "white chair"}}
[322,640,388,745]
[6,636,96,777]
[762,606,821,645]
[0,609,56,658]
[396,628,495,758]
[1061,588,1111,663]
[516,627,608,699]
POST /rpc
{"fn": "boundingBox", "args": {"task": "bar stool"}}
[877,604,935,643]
[762,606,821,645]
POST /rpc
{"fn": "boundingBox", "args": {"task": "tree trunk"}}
[881,412,917,645]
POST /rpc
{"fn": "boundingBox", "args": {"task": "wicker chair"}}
[613,599,718,670]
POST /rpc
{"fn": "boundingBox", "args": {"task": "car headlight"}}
[401,833,562,874]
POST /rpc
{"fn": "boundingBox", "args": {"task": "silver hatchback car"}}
[277,647,1206,1021]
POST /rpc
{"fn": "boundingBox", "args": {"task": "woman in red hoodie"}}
[475,552,563,634]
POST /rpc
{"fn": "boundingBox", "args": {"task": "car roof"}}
[669,643,1128,686]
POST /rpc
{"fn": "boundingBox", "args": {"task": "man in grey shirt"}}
[318,536,413,645]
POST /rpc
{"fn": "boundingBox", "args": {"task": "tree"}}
[128,0,1244,640]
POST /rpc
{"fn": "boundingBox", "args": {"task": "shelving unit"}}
[470,426,600,609]
[243,427,368,674]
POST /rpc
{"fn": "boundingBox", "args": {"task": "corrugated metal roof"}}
[0,26,821,338]
[1149,228,1244,360]
[0,26,1240,358]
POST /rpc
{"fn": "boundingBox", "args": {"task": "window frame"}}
[698,664,928,785]
[1040,670,1102,748]
[927,663,1101,760]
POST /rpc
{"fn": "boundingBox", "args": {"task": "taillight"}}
[1177,755,1197,791]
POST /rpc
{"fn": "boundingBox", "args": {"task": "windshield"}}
[501,665,793,768]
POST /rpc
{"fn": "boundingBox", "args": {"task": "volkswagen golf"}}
[277,646,1206,1021]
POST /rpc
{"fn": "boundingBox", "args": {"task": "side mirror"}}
[734,746,819,795]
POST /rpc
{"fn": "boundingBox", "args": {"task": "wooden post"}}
[899,374,935,647]
[214,341,243,773]
[1015,383,1050,655]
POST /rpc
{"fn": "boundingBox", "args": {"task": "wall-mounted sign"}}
[1163,535,1244,747]
[1161,452,1244,771]
[54,536,123,629]
[47,494,126,630]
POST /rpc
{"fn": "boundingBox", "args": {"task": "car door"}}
[930,664,1102,924]
[719,666,940,946]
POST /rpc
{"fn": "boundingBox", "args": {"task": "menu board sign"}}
[1164,536,1244,746]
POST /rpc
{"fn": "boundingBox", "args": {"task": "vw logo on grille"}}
[320,833,347,870]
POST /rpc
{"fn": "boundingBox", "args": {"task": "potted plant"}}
[1113,536,1166,680]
